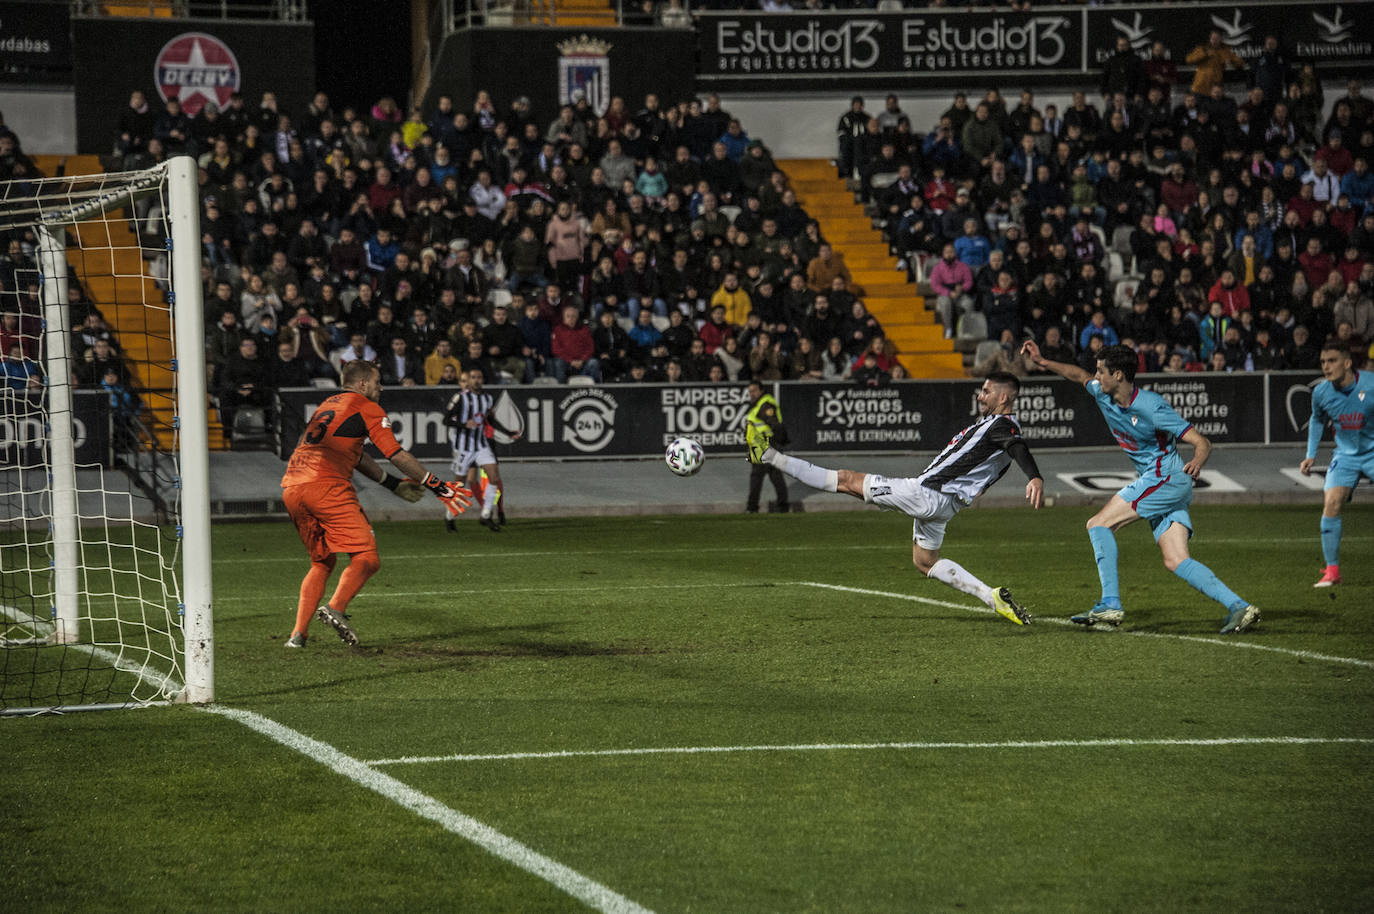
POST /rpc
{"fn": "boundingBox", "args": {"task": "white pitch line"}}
[802,582,1374,670]
[202,706,655,914]
[367,735,1374,767]
[211,581,768,603]
[214,535,1373,565]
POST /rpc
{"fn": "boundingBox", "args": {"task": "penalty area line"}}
[801,582,1374,670]
[201,706,655,914]
[367,735,1374,767]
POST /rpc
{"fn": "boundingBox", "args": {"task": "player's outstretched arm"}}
[386,449,474,514]
[356,452,425,502]
[1020,339,1092,386]
[1180,427,1212,479]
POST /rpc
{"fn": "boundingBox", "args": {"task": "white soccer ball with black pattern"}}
[664,437,705,477]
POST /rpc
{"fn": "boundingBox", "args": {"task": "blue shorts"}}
[1117,473,1194,541]
[1325,452,1374,490]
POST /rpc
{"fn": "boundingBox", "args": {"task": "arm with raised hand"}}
[1020,339,1092,386]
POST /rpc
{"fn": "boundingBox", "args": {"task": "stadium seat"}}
[718,205,741,225]
[651,315,670,332]
[488,289,512,309]
[567,375,596,387]
[956,311,987,341]
[310,377,337,389]
[531,376,559,386]
[1107,251,1126,282]
[972,340,1003,365]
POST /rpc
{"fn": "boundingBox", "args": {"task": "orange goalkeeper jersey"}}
[281,391,403,488]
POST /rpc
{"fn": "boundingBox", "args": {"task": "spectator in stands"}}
[1,341,41,393]
[424,337,463,385]
[218,336,272,435]
[551,305,599,383]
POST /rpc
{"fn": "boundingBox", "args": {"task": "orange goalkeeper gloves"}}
[420,473,474,515]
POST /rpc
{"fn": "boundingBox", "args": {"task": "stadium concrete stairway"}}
[30,154,229,451]
[774,158,963,379]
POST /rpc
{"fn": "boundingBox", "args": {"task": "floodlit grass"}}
[5,505,1374,912]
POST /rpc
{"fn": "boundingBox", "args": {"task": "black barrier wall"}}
[697,1,1374,89]
[424,27,697,120]
[0,390,110,468]
[278,372,1322,462]
[0,0,73,83]
[72,17,316,154]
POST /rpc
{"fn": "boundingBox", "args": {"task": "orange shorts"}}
[282,480,376,563]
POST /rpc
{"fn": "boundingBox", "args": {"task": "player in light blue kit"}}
[1021,342,1260,633]
[1300,342,1374,587]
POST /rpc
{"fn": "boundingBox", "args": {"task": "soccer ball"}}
[664,437,705,477]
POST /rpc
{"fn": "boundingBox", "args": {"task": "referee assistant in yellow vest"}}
[745,379,789,513]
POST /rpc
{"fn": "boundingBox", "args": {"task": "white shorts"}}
[863,474,962,550]
[451,446,496,476]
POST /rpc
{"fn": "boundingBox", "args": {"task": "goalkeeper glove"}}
[380,474,425,503]
[420,473,474,515]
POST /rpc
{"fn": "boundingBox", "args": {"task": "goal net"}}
[0,156,213,714]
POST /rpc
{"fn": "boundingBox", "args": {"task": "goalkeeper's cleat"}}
[315,604,359,646]
[284,632,307,648]
[991,587,1031,625]
[1220,603,1260,634]
[1313,565,1341,588]
[1071,602,1124,628]
[444,515,457,533]
[746,420,772,464]
[481,515,502,533]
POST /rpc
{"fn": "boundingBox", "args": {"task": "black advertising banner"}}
[1267,371,1325,444]
[1138,374,1267,444]
[72,18,315,154]
[279,373,1302,462]
[1086,3,1374,74]
[425,28,696,120]
[697,10,1084,86]
[0,390,110,469]
[279,383,752,462]
[0,0,73,82]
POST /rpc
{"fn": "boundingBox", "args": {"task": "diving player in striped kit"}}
[1300,341,1374,587]
[747,372,1043,625]
[443,369,520,532]
[1022,341,1259,634]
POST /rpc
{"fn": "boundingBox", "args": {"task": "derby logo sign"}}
[154,32,240,116]
[557,35,612,117]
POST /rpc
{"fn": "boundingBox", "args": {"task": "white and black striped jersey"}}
[444,389,494,453]
[916,413,1040,503]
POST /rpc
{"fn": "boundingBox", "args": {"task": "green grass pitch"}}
[5,503,1374,912]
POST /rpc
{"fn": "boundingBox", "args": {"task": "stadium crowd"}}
[5,25,1374,438]
[862,32,1374,377]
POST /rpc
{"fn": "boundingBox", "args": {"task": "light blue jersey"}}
[1308,370,1374,459]
[1086,380,1192,480]
[1308,370,1374,490]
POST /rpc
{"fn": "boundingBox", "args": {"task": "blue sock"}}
[1087,526,1121,608]
[1174,558,1245,610]
[1320,516,1342,567]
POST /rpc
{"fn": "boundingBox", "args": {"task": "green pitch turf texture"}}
[5,503,1373,913]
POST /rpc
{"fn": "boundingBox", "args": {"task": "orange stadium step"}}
[65,200,229,451]
[777,157,962,379]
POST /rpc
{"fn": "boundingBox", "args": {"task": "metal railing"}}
[70,0,308,21]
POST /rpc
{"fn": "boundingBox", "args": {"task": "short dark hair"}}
[986,371,1020,395]
[342,360,378,386]
[1320,338,1352,356]
[1097,344,1138,381]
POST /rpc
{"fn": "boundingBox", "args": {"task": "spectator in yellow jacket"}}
[1186,31,1246,96]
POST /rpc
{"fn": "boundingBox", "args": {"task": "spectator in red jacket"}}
[551,305,600,383]
[1299,237,1336,289]
[1207,270,1251,318]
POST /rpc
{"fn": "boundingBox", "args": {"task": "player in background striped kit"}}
[443,368,521,532]
[1300,341,1374,587]
[1022,341,1259,634]
[747,372,1043,625]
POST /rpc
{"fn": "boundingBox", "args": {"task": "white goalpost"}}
[0,156,213,714]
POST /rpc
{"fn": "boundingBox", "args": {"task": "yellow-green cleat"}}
[746,420,772,464]
[992,587,1031,625]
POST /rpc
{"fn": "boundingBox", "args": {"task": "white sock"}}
[766,449,838,492]
[927,558,994,606]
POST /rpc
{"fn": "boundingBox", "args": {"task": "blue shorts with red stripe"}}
[1117,473,1194,541]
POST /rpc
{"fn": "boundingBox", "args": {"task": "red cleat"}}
[1313,565,1342,588]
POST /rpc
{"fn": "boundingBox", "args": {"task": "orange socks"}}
[294,558,335,636]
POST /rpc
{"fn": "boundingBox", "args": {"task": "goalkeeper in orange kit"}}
[280,360,472,647]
